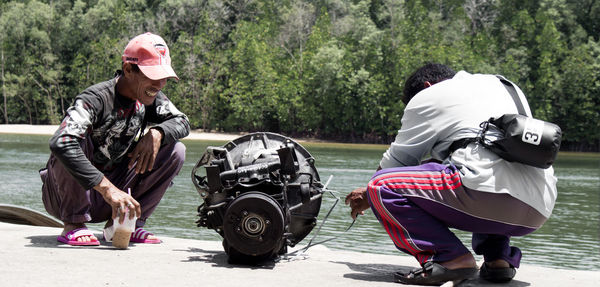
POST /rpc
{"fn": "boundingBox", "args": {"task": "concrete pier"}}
[1,125,598,286]
[1,222,597,287]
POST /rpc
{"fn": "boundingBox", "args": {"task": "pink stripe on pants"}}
[366,162,544,267]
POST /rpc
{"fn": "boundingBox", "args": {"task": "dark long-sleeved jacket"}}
[49,72,190,190]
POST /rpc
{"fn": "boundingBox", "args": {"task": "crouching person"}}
[345,63,557,285]
[40,32,190,247]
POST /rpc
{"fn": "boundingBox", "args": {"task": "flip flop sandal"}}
[57,227,100,246]
[394,262,478,286]
[480,262,516,283]
[130,227,161,244]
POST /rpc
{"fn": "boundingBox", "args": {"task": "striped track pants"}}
[366,162,547,268]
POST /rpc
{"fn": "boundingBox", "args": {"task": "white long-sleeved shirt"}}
[380,71,557,218]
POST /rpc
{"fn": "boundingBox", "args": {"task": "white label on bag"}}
[522,118,544,145]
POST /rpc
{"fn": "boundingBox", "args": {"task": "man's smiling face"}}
[122,63,167,106]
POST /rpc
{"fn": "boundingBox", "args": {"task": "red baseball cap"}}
[122,32,179,81]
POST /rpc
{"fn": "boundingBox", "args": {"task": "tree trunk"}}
[33,78,55,123]
[58,82,64,116]
[17,94,32,125]
[1,48,7,124]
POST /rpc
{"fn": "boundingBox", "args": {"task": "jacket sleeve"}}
[49,97,104,190]
[379,109,437,169]
[144,92,190,144]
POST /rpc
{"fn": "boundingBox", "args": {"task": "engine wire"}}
[282,175,357,260]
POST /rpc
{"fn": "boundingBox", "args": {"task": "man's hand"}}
[345,187,371,219]
[94,177,141,223]
[128,128,163,174]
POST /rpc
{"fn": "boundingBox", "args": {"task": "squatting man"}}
[345,63,557,285]
[40,32,190,246]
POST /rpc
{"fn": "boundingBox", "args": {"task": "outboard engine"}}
[191,132,324,263]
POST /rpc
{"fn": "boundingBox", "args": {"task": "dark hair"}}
[130,63,141,72]
[121,62,141,73]
[402,63,456,104]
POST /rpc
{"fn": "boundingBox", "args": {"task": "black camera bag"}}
[451,76,562,169]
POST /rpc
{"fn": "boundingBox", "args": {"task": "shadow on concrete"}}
[456,278,531,287]
[175,247,277,270]
[26,234,109,249]
[25,234,150,250]
[25,234,63,247]
[331,261,531,286]
[331,261,404,283]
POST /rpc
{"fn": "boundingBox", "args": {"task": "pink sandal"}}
[57,228,100,246]
[130,227,161,244]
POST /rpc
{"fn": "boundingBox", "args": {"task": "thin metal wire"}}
[283,175,357,259]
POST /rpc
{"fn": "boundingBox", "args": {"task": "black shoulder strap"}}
[450,76,524,154]
[496,75,526,116]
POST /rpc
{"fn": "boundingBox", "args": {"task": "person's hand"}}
[128,128,163,174]
[345,187,371,219]
[94,177,141,223]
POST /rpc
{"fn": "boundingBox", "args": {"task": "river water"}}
[1,134,598,271]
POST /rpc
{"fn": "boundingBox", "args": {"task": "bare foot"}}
[440,253,477,270]
[145,234,159,241]
[62,223,97,243]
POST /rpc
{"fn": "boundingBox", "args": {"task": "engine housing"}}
[192,132,323,263]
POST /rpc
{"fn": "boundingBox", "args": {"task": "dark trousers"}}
[40,137,185,228]
[366,163,548,268]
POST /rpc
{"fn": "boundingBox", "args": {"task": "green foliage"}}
[224,20,279,131]
[557,40,600,145]
[0,0,598,150]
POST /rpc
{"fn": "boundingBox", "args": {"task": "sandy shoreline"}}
[0,124,390,149]
[0,124,245,142]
